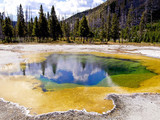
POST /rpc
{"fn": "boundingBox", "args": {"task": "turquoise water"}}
[1,54,155,91]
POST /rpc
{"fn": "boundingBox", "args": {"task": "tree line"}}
[0,4,63,43]
[0,3,160,44]
[0,4,93,43]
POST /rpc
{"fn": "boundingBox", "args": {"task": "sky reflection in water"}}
[10,54,107,86]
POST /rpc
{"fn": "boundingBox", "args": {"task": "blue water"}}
[8,54,108,86]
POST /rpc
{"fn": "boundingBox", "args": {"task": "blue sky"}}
[0,0,106,21]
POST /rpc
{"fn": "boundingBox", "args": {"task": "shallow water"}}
[0,54,155,91]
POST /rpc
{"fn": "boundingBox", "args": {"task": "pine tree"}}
[139,11,146,42]
[0,22,3,40]
[126,5,134,42]
[32,17,39,37]
[2,17,13,42]
[44,16,49,40]
[62,21,70,42]
[66,22,70,42]
[74,18,79,37]
[28,18,33,38]
[38,5,49,41]
[100,16,106,42]
[131,26,138,42]
[62,21,66,39]
[7,17,13,39]
[17,4,25,38]
[47,12,51,38]
[59,21,63,40]
[57,21,63,40]
[0,12,3,24]
[111,14,119,42]
[79,15,90,43]
[48,5,62,41]
[0,13,4,40]
[106,12,111,42]
[50,6,58,41]
[120,29,125,43]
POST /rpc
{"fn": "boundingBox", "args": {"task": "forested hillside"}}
[66,0,160,28]
[66,0,160,43]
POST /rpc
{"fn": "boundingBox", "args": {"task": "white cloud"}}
[92,0,104,7]
[54,0,90,19]
[0,0,105,20]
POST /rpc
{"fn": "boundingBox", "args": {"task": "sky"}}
[0,0,105,21]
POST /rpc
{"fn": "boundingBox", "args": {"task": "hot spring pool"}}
[2,54,155,91]
[0,53,158,114]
